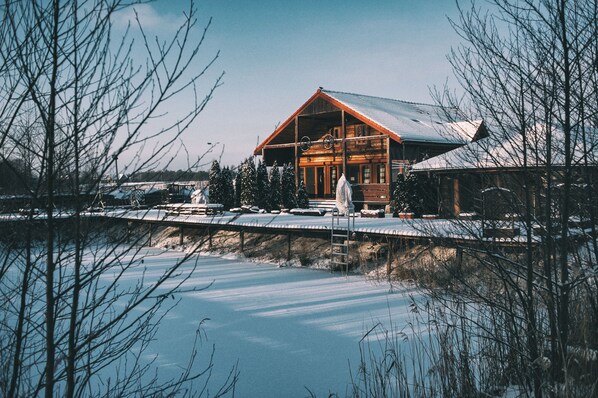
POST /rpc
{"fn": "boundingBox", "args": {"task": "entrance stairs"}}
[310,199,336,212]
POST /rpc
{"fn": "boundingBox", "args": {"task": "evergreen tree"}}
[208,160,222,204]
[269,161,282,211]
[255,159,270,210]
[281,162,296,209]
[220,166,235,210]
[240,158,257,206]
[391,172,436,216]
[296,179,309,209]
[234,168,242,208]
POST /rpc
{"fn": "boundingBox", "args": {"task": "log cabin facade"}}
[254,88,486,209]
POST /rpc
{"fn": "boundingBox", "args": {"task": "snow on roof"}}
[411,124,598,172]
[321,89,482,144]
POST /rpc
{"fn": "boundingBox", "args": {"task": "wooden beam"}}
[263,135,384,151]
[262,142,297,149]
[341,109,347,175]
[179,226,184,246]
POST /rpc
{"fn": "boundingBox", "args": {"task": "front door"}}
[316,167,325,197]
[305,167,315,197]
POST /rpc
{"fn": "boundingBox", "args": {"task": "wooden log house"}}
[254,88,486,209]
[410,125,598,219]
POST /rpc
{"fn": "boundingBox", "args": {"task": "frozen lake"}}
[114,249,423,397]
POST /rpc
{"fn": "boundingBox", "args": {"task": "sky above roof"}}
[125,0,465,169]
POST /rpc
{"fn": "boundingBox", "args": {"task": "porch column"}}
[453,178,460,216]
[341,110,347,175]
[294,116,299,189]
[386,136,391,186]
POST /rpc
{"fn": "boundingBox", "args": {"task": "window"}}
[376,164,386,184]
[347,165,359,184]
[330,127,341,139]
[355,124,368,137]
[330,166,338,192]
[355,124,368,145]
[361,165,371,184]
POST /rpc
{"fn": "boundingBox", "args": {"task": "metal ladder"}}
[330,206,355,273]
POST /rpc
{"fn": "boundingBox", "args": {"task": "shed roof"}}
[254,88,484,154]
[411,124,598,172]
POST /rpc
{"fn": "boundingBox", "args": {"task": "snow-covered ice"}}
[115,248,423,397]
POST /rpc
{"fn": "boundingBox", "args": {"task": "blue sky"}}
[131,0,464,169]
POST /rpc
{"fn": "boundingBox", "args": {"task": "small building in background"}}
[410,125,598,220]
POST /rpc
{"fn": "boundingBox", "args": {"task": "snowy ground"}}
[113,248,424,397]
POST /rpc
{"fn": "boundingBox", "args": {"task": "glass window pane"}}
[347,165,359,184]
[377,164,386,183]
[362,165,371,184]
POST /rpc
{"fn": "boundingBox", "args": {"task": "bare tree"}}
[413,0,598,396]
[0,1,235,397]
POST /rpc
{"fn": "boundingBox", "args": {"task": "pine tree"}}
[234,168,242,208]
[208,160,222,204]
[220,166,235,210]
[269,161,282,211]
[296,179,309,209]
[240,158,257,206]
[255,159,270,210]
[281,162,296,209]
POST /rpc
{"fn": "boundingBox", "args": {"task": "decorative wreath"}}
[299,136,312,151]
[323,134,335,150]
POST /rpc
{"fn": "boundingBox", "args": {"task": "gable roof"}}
[411,124,598,172]
[254,88,484,155]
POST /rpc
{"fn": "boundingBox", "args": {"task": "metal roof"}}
[321,89,482,144]
[411,124,598,172]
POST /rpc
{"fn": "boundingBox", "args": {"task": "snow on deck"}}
[105,209,534,244]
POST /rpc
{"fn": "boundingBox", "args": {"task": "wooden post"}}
[387,238,393,281]
[240,230,245,253]
[341,110,347,175]
[456,246,463,272]
[453,178,460,216]
[148,223,152,246]
[287,233,292,261]
[179,226,184,246]
[208,229,213,250]
[386,136,391,205]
